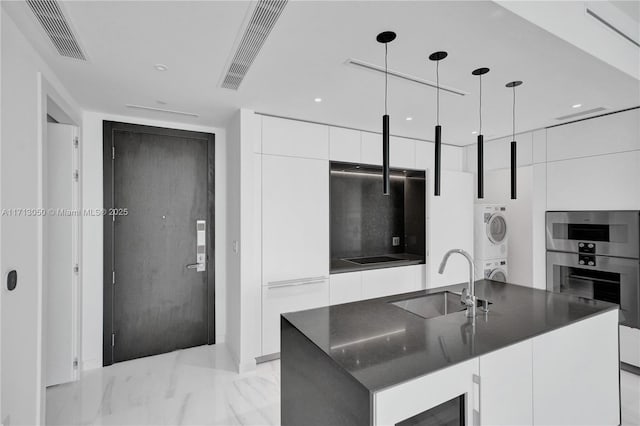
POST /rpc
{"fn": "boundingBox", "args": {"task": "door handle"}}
[186,263,200,270]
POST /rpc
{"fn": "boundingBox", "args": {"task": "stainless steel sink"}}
[391,291,491,319]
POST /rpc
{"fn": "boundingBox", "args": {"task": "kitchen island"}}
[281,280,620,425]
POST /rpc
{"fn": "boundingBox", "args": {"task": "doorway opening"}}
[102,121,215,366]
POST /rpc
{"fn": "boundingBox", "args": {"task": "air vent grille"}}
[221,0,288,90]
[27,0,86,60]
[555,107,607,121]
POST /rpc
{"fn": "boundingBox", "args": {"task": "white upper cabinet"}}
[416,142,464,171]
[262,116,329,160]
[532,129,546,164]
[262,155,329,284]
[546,108,640,161]
[390,136,416,169]
[329,127,361,163]
[546,150,640,210]
[361,131,382,165]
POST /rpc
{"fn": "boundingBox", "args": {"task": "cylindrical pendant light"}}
[377,31,396,195]
[506,80,523,200]
[472,67,490,199]
[429,51,448,196]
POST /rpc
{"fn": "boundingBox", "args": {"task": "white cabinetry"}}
[329,272,362,305]
[262,278,329,355]
[428,170,474,288]
[621,325,640,367]
[361,265,423,300]
[329,127,360,163]
[361,131,382,165]
[262,116,329,159]
[547,108,640,161]
[390,136,416,169]
[532,309,619,425]
[261,154,330,355]
[479,339,533,425]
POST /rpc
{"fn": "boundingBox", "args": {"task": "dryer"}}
[475,204,508,260]
[477,258,508,282]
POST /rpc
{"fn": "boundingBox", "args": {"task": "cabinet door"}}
[361,131,382,165]
[620,325,640,367]
[428,170,474,288]
[262,278,329,355]
[532,309,619,425]
[262,155,329,284]
[479,339,533,425]
[262,116,329,159]
[329,127,361,163]
[390,136,416,169]
[361,266,418,299]
[329,272,362,305]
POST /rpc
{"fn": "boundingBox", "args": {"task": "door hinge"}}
[111,333,115,347]
[73,358,79,369]
[74,264,79,274]
[73,170,79,182]
[74,136,79,148]
[112,270,115,285]
[112,146,115,160]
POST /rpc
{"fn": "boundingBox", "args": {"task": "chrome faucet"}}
[438,249,477,318]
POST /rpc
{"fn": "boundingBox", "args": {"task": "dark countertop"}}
[281,280,618,393]
[330,253,425,274]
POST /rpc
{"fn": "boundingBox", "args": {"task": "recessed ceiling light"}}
[572,103,582,108]
[472,131,478,134]
[405,117,413,121]
[154,64,168,71]
[314,97,322,103]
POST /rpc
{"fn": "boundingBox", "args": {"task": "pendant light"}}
[472,67,490,199]
[506,80,522,200]
[429,51,448,196]
[377,31,396,195]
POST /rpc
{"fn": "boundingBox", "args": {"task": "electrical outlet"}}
[392,236,400,246]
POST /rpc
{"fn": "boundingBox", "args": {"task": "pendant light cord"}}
[479,75,483,134]
[436,60,440,125]
[385,43,388,115]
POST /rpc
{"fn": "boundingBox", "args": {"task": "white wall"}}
[1,8,81,425]
[80,111,227,370]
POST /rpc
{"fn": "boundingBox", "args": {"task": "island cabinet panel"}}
[330,271,362,305]
[479,339,533,425]
[281,316,369,426]
[329,127,361,163]
[373,358,479,426]
[532,309,620,426]
[361,265,421,300]
[262,116,329,159]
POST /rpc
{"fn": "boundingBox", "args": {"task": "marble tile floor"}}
[47,344,640,425]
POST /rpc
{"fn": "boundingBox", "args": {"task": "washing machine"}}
[477,259,508,282]
[475,204,508,260]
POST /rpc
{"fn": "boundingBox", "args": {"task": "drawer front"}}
[262,278,329,355]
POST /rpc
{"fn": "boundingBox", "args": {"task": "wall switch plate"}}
[392,237,400,246]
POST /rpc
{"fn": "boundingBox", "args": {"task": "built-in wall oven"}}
[547,211,640,368]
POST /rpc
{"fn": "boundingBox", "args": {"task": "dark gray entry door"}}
[103,122,215,365]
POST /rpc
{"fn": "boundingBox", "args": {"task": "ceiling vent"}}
[221,0,288,90]
[555,107,607,121]
[346,58,468,96]
[26,0,86,60]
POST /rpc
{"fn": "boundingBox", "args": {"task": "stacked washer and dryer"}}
[474,205,508,282]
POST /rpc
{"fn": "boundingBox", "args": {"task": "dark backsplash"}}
[330,163,426,260]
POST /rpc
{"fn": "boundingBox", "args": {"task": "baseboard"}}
[238,358,257,373]
[82,358,102,371]
[215,333,226,343]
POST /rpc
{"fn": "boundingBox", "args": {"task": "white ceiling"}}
[4,0,639,145]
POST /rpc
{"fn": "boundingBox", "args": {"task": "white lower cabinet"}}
[479,340,533,425]
[532,309,619,426]
[620,325,640,367]
[261,278,329,356]
[329,272,362,305]
[362,265,423,300]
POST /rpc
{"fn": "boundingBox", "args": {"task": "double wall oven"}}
[547,211,640,328]
[547,211,640,368]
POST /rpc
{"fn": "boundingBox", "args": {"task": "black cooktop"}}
[345,255,403,265]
